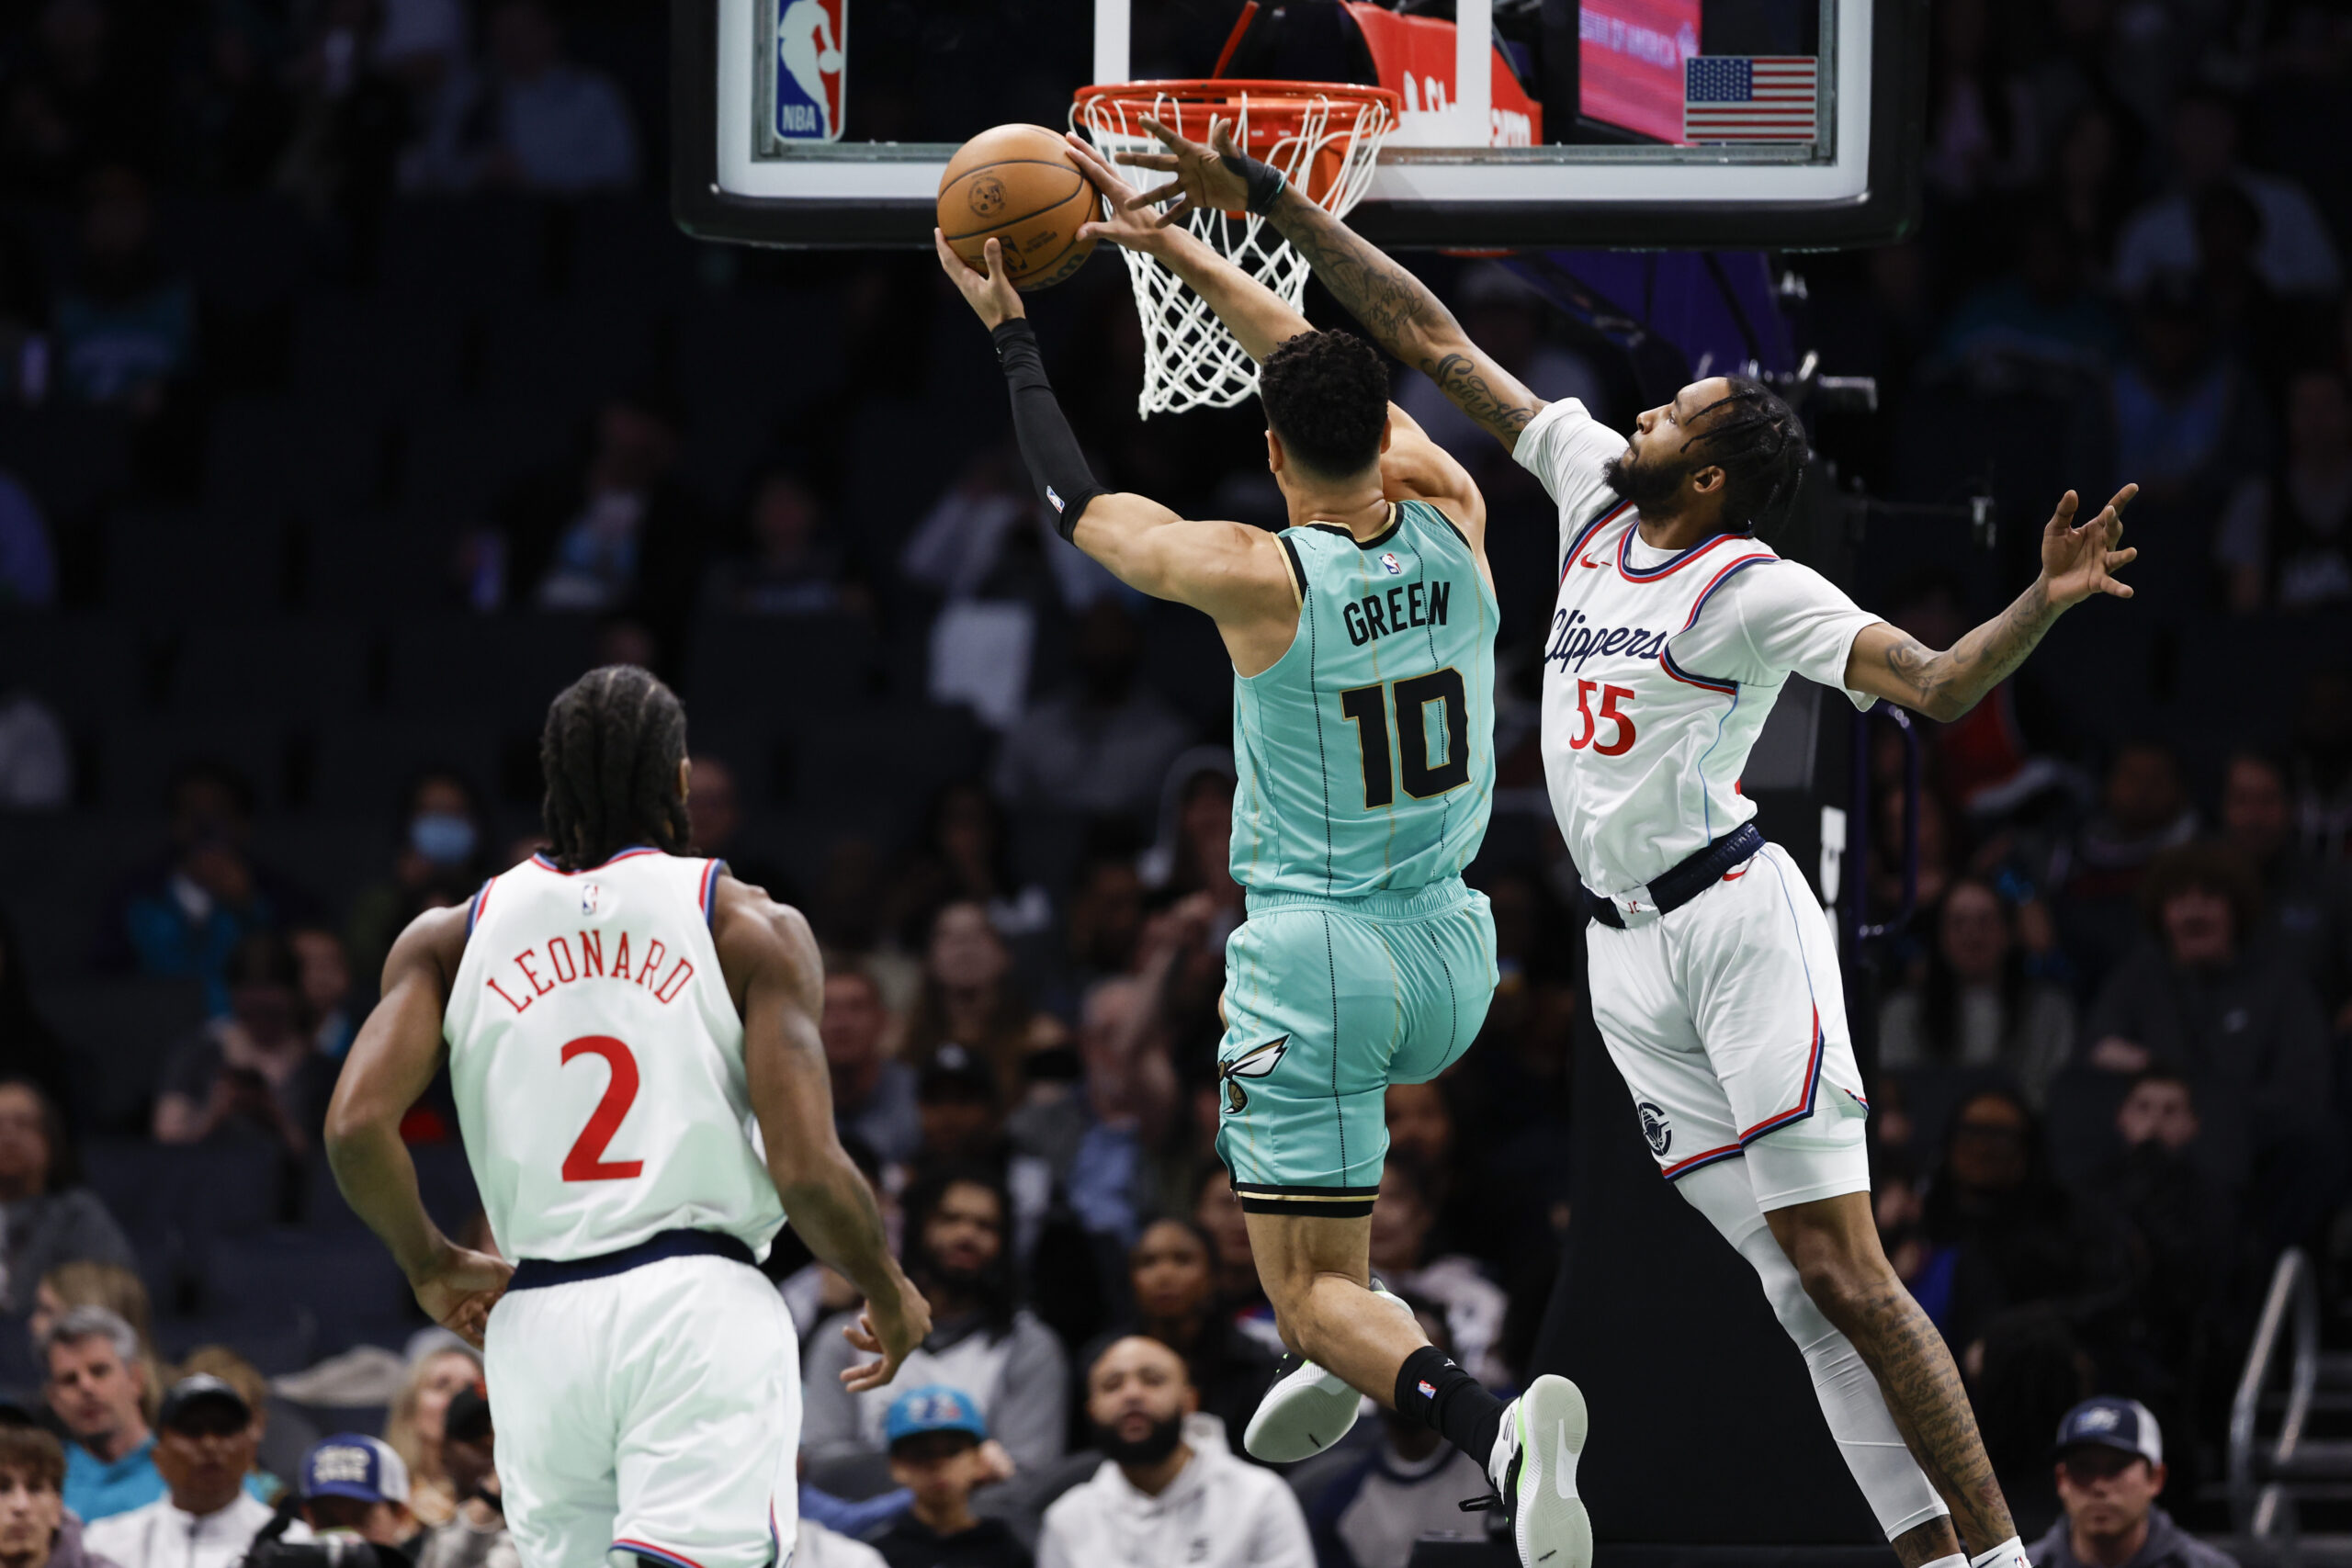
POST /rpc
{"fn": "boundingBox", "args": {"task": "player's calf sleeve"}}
[1395,1344,1505,1463]
[1675,1161,1948,1541]
[990,319,1107,539]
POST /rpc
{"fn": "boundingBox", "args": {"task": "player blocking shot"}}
[935,142,1589,1568]
[1115,121,2142,1568]
[324,666,930,1568]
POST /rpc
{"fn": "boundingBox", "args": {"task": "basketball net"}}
[1073,82,1398,418]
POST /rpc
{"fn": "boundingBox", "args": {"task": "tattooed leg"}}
[1767,1192,2016,1555]
[1892,1517,1966,1568]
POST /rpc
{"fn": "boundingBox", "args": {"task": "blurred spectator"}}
[684,754,791,902]
[1878,878,2076,1105]
[413,1388,514,1568]
[173,1348,283,1504]
[1038,1337,1312,1568]
[43,1306,156,1523]
[382,1347,482,1529]
[153,933,333,1155]
[0,1079,131,1313]
[296,1434,412,1548]
[345,773,492,990]
[2114,89,2341,299]
[899,902,1061,1109]
[1367,1159,1509,1385]
[2108,282,2265,512]
[1062,852,1146,992]
[2288,671,2352,859]
[2027,1397,2237,1567]
[288,928,355,1060]
[54,168,190,412]
[96,764,312,1014]
[1871,785,1956,921]
[0,473,55,608]
[1191,1168,1275,1349]
[276,0,407,226]
[1383,1083,1503,1266]
[1967,1305,2093,1543]
[1933,208,2122,389]
[2057,741,2196,987]
[29,1265,160,1419]
[2047,99,2138,281]
[85,1375,277,1568]
[2218,750,2352,1021]
[874,1386,1029,1568]
[0,688,67,811]
[991,599,1191,831]
[468,0,639,195]
[826,968,920,1169]
[913,1048,1003,1169]
[0,923,71,1111]
[175,13,295,193]
[902,450,1113,614]
[1304,1300,1489,1568]
[1100,1219,1275,1449]
[803,1165,1069,1472]
[702,470,858,619]
[1139,751,1240,917]
[0,1426,101,1568]
[886,784,1054,956]
[2216,367,2352,615]
[1914,1089,2129,1349]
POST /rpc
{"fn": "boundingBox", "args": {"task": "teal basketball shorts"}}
[1214,878,1498,1219]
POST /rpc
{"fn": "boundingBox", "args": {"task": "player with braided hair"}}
[1121,120,2144,1568]
[327,665,928,1568]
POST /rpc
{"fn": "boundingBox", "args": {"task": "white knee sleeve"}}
[1677,1159,1949,1541]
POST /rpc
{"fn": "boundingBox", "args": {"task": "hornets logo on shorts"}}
[1219,1036,1290,1112]
[1636,1100,1671,1156]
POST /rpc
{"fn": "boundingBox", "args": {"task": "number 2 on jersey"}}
[560,1036,644,1181]
[1568,680,1637,757]
[1340,670,1471,809]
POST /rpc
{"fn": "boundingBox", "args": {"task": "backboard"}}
[672,0,1926,252]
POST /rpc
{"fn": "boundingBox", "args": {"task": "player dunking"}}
[1118,123,2141,1568]
[936,144,1588,1568]
[325,666,930,1568]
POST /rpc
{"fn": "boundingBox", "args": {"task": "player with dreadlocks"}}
[1123,122,2143,1568]
[326,664,929,1568]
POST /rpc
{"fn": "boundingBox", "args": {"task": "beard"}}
[1097,1412,1186,1466]
[1602,447,1686,511]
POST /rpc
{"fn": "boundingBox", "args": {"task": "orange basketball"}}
[937,124,1099,293]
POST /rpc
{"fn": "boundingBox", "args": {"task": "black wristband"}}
[990,318,1106,541]
[1218,149,1289,216]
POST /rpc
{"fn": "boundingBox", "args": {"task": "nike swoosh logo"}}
[1554,1420,1577,1499]
[1579,554,1604,568]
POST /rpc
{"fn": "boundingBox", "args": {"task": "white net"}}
[1073,85,1396,418]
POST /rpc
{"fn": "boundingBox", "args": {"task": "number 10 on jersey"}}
[1340,670,1471,809]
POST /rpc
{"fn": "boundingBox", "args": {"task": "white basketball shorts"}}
[1584,841,1871,1210]
[486,1254,801,1568]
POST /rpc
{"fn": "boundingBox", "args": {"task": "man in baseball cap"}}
[85,1373,277,1568]
[2028,1398,2238,1568]
[299,1436,414,1551]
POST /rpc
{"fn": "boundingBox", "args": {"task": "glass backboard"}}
[673,0,1924,250]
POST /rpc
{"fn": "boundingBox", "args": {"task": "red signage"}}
[1341,4,1544,146]
[1578,0,1701,144]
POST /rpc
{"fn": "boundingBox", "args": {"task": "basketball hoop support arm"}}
[1094,0,1128,87]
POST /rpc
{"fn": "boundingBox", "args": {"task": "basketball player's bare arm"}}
[716,878,932,1392]
[1063,134,1487,548]
[1117,118,1546,453]
[1845,484,2140,721]
[325,907,514,1347]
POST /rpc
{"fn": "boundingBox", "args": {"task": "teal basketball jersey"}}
[1231,499,1498,899]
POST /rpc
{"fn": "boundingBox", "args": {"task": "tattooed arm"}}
[1116,117,1547,452]
[1848,484,2140,721]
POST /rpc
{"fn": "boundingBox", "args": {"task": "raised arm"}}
[325,908,513,1346]
[1847,485,2140,721]
[716,877,930,1393]
[1060,134,1483,541]
[1117,118,1546,453]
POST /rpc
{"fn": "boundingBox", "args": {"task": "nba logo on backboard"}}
[774,0,845,142]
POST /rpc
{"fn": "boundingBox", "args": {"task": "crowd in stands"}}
[0,0,2346,1563]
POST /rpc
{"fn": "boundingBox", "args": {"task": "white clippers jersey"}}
[443,848,786,1263]
[1514,400,1884,899]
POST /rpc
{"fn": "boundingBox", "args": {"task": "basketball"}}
[936,123,1099,292]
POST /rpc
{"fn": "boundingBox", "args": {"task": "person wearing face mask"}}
[152,935,334,1156]
[2083,841,2339,1247]
[345,774,491,993]
[1037,1337,1310,1568]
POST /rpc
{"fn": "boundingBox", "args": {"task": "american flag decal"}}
[1683,57,1818,142]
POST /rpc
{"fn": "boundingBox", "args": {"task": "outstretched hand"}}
[2039,483,2140,608]
[409,1242,513,1348]
[1115,115,1254,227]
[839,1272,933,1393]
[933,229,1024,330]
[1063,133,1172,254]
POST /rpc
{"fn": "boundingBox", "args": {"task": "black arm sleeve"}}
[991,319,1107,541]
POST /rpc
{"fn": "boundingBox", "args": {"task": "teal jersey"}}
[1231,500,1498,899]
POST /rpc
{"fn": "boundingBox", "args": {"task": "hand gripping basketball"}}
[933,230,1025,331]
[1118,116,1259,227]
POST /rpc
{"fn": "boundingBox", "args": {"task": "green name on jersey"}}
[1341,580,1453,648]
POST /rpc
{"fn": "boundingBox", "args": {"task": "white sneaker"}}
[1242,1282,1417,1462]
[1479,1374,1592,1568]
